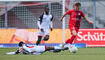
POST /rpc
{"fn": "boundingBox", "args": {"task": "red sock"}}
[66,35,76,44]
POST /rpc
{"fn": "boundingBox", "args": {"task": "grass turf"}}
[0,48,105,60]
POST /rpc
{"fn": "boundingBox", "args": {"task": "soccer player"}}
[6,41,67,55]
[36,7,53,45]
[60,2,93,46]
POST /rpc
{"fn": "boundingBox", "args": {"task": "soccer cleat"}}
[64,43,71,48]
[68,45,76,52]
[59,43,66,48]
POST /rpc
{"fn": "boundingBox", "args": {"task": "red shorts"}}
[69,25,80,35]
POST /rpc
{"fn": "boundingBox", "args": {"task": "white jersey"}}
[37,12,53,30]
[37,12,53,36]
[22,44,46,53]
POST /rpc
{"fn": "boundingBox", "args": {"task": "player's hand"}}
[41,28,44,32]
[60,19,62,22]
[50,28,53,31]
[89,21,94,24]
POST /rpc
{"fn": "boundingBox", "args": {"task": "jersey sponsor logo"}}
[71,12,81,21]
[78,13,81,16]
[72,18,80,20]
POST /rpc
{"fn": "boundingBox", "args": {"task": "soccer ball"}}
[69,46,78,53]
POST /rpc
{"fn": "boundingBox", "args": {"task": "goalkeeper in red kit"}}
[60,2,93,47]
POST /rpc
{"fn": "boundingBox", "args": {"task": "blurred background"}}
[0,0,105,29]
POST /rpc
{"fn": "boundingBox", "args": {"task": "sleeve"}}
[37,13,44,29]
[37,20,41,29]
[66,10,71,15]
[39,13,44,22]
[81,11,85,17]
[51,15,53,21]
[50,15,53,28]
[50,21,53,28]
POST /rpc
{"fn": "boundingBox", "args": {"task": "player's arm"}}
[83,16,93,24]
[6,49,20,55]
[50,16,53,31]
[60,10,71,22]
[37,13,43,29]
[81,11,93,24]
[37,20,41,29]
[37,13,44,32]
[60,12,67,22]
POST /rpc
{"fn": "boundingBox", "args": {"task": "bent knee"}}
[72,31,77,36]
[44,35,49,41]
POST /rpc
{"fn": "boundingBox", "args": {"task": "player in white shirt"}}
[6,41,68,55]
[36,7,53,45]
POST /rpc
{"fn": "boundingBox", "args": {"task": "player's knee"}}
[44,37,49,41]
[72,31,77,36]
[73,33,77,36]
[44,35,49,41]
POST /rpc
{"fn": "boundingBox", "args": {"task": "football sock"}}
[36,36,42,45]
[66,35,76,44]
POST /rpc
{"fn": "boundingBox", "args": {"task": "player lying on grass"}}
[6,41,68,55]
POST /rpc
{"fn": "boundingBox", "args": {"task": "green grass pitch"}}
[0,48,105,60]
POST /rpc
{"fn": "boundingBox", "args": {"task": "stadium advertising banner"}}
[0,29,71,48]
[1,29,105,47]
[74,29,105,47]
[0,29,70,43]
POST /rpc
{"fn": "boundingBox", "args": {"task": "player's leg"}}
[6,49,20,55]
[36,30,43,45]
[31,46,57,54]
[35,46,63,53]
[43,29,49,41]
[66,30,77,44]
[43,35,49,41]
[66,26,79,44]
[36,36,42,45]
[45,46,68,52]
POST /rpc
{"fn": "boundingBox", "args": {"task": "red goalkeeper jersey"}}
[66,9,85,27]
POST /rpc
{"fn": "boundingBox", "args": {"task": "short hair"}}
[18,41,25,47]
[74,2,81,7]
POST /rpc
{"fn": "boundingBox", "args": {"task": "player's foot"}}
[68,45,76,52]
[63,43,71,48]
[59,43,66,48]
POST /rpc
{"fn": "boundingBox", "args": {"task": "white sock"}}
[64,43,71,48]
